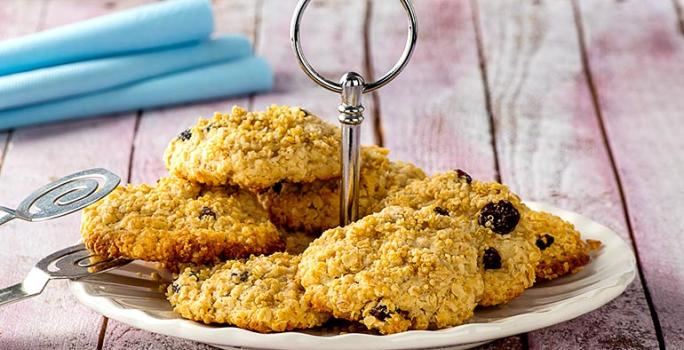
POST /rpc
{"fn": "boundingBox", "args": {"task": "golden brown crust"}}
[168,253,329,332]
[164,105,341,190]
[259,146,426,233]
[527,211,602,280]
[297,206,483,334]
[81,177,284,265]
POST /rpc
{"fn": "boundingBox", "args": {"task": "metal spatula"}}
[0,243,130,306]
[0,168,120,226]
[0,168,126,306]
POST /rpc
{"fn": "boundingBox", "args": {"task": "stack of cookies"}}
[80,105,601,334]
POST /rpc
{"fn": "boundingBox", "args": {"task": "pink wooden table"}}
[0,0,682,349]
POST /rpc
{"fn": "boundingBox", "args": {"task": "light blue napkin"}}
[0,36,252,110]
[0,0,213,76]
[0,56,273,130]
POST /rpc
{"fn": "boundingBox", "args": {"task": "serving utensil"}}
[0,168,125,306]
[0,243,129,306]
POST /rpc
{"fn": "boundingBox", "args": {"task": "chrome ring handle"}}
[290,0,418,93]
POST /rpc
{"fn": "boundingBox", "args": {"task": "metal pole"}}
[338,72,364,225]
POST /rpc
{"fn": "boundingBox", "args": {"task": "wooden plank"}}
[252,0,376,145]
[0,0,45,40]
[368,0,495,179]
[474,1,662,349]
[0,1,151,349]
[0,0,46,182]
[578,0,684,347]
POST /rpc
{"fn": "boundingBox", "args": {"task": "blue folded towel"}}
[0,0,214,76]
[0,36,252,110]
[0,57,273,130]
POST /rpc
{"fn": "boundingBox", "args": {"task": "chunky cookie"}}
[168,252,329,333]
[164,105,341,190]
[526,210,601,280]
[297,206,483,334]
[259,146,426,233]
[380,171,540,306]
[81,177,284,265]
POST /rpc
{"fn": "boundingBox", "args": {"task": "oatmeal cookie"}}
[381,170,601,296]
[380,171,540,305]
[81,177,284,265]
[259,145,425,233]
[164,105,341,190]
[526,210,601,280]
[297,206,483,334]
[168,252,329,332]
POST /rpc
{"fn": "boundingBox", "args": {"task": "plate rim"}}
[70,201,637,350]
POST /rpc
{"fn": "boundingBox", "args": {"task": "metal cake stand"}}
[290,0,418,225]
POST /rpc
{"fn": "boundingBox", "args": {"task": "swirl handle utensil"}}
[0,243,130,306]
[0,168,127,306]
[0,168,120,226]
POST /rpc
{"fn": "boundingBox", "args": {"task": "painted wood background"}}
[0,0,681,349]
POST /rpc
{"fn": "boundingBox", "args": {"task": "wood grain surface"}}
[579,0,684,348]
[474,1,660,349]
[369,0,495,180]
[0,0,680,349]
[0,1,147,349]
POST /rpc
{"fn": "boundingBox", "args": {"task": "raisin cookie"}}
[259,146,426,233]
[81,177,284,265]
[526,210,601,280]
[297,206,483,334]
[168,252,329,333]
[164,105,341,190]
[380,171,540,306]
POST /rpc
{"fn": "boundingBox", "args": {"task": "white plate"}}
[70,202,636,350]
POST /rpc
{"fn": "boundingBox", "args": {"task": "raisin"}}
[178,129,192,141]
[369,304,391,321]
[478,200,520,234]
[483,247,502,270]
[454,169,473,184]
[171,282,181,293]
[199,207,216,219]
[231,271,249,282]
[272,181,283,194]
[434,206,449,216]
[396,308,410,319]
[536,234,555,250]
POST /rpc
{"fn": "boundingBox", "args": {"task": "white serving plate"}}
[70,202,636,350]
